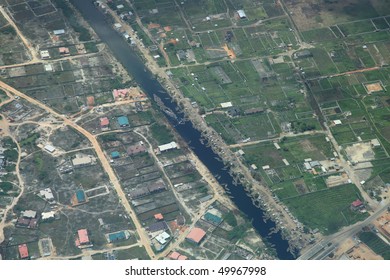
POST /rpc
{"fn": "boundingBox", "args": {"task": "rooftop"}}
[186,227,206,244]
[18,244,29,259]
[100,117,110,127]
[118,116,129,126]
[77,229,89,244]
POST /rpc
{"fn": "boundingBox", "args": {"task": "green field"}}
[283,184,368,234]
[358,231,390,260]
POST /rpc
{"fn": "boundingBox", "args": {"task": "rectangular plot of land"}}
[209,66,231,84]
[364,82,383,93]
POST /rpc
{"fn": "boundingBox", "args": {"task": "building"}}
[41,211,56,221]
[250,164,258,170]
[186,227,206,244]
[111,151,120,159]
[107,231,128,243]
[351,199,364,211]
[100,117,110,128]
[126,142,146,156]
[112,88,129,100]
[39,188,55,203]
[158,142,178,152]
[273,142,281,150]
[154,213,164,221]
[75,229,91,247]
[118,116,130,127]
[333,120,342,125]
[220,102,233,108]
[155,231,170,245]
[293,50,312,59]
[72,155,93,167]
[371,139,380,147]
[44,144,56,153]
[40,50,50,59]
[114,23,122,29]
[53,29,65,35]
[237,10,247,19]
[44,64,53,72]
[75,190,86,203]
[204,212,222,225]
[21,210,37,219]
[227,107,240,117]
[18,244,29,259]
[168,251,188,260]
[59,47,70,55]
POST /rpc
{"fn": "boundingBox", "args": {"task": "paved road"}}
[298,201,390,259]
[0,80,156,258]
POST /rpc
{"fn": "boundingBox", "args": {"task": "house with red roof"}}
[100,117,110,128]
[186,227,206,245]
[351,199,364,211]
[75,229,92,248]
[18,244,29,259]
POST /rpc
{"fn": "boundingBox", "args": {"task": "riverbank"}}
[71,0,300,259]
[102,4,310,254]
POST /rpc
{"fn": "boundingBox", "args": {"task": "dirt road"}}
[0,80,156,258]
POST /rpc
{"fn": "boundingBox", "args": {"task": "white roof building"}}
[156,231,170,244]
[22,210,37,219]
[72,155,93,166]
[371,139,380,147]
[114,23,122,29]
[274,142,281,150]
[282,159,290,166]
[333,120,342,125]
[251,164,258,170]
[41,211,56,220]
[40,50,50,59]
[237,10,247,19]
[158,141,178,152]
[262,165,270,170]
[53,29,65,35]
[40,188,54,201]
[220,102,233,108]
[44,145,56,153]
[44,64,53,72]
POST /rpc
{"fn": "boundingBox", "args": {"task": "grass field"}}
[358,231,390,259]
[283,184,368,234]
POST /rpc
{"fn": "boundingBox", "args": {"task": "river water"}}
[70,0,295,260]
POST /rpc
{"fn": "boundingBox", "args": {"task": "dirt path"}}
[0,80,156,258]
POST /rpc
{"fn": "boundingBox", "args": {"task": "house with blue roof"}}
[111,151,120,159]
[117,116,129,127]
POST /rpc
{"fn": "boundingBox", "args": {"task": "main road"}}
[298,201,390,260]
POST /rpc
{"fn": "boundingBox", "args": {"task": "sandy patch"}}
[345,142,375,162]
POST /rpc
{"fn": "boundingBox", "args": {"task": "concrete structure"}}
[237,10,247,19]
[274,142,281,150]
[220,102,233,108]
[40,50,50,59]
[204,212,222,224]
[41,211,55,221]
[39,188,55,203]
[371,139,380,147]
[158,141,178,152]
[186,228,206,244]
[72,154,93,167]
[44,64,53,72]
[333,120,342,125]
[75,190,86,203]
[250,164,258,170]
[44,144,56,153]
[53,29,65,35]
[107,231,128,243]
[118,116,130,127]
[156,231,170,245]
[18,244,29,259]
[21,210,37,219]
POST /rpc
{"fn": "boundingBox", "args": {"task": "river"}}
[70,0,295,260]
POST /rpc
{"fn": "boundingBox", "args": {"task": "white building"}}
[237,10,247,19]
[40,188,55,202]
[155,231,170,245]
[158,142,178,152]
[44,145,56,153]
